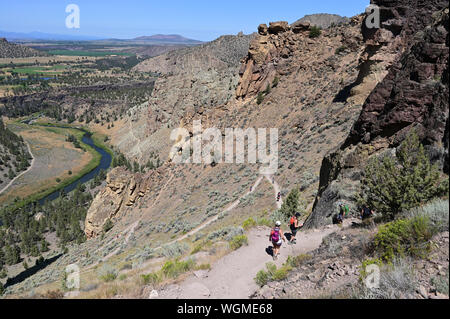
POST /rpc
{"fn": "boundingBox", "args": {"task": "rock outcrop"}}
[292,14,350,29]
[306,2,449,228]
[84,167,150,238]
[236,20,313,100]
[236,15,362,100]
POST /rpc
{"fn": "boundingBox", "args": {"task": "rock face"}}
[120,34,254,164]
[236,20,313,100]
[292,14,350,29]
[306,2,449,228]
[84,167,150,238]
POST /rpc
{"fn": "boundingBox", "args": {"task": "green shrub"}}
[272,77,279,88]
[119,274,127,281]
[256,92,265,105]
[229,235,248,250]
[374,216,434,262]
[161,258,196,278]
[360,258,383,280]
[309,26,322,38]
[254,261,294,287]
[242,217,257,230]
[141,272,162,285]
[431,269,449,295]
[360,130,448,219]
[196,263,211,270]
[285,254,311,268]
[255,270,270,287]
[98,265,118,282]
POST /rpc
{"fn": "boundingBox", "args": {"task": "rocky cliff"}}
[306,1,449,228]
[84,167,151,238]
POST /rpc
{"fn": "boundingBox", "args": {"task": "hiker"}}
[361,205,373,220]
[289,212,303,244]
[277,192,281,201]
[337,202,349,224]
[269,221,286,260]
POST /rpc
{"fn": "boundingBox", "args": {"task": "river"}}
[37,128,112,205]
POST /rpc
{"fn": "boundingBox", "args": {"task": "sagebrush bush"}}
[98,264,117,282]
[403,199,449,232]
[356,258,418,299]
[160,242,189,259]
[431,269,449,295]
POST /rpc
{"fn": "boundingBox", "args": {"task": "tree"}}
[279,188,306,221]
[359,130,449,219]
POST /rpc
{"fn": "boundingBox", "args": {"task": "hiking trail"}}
[0,142,35,195]
[156,218,356,299]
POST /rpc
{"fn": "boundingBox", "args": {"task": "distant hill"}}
[0,38,48,58]
[292,13,350,29]
[132,34,203,44]
[0,30,102,41]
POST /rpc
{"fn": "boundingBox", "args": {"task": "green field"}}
[48,50,133,57]
[3,65,66,75]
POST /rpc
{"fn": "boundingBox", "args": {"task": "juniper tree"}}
[279,188,306,221]
[360,131,449,219]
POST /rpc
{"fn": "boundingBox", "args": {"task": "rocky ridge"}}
[0,38,48,58]
[306,1,449,228]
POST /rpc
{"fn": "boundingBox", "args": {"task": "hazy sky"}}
[0,0,370,41]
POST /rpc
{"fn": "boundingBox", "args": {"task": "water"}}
[38,131,112,205]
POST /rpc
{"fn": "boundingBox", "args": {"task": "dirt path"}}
[263,174,282,209]
[157,219,355,299]
[81,173,280,275]
[154,175,266,250]
[0,142,35,195]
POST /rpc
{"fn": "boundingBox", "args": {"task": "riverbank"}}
[1,117,113,209]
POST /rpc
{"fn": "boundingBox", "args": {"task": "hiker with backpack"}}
[289,212,303,244]
[269,221,286,260]
[337,202,349,224]
[361,205,373,220]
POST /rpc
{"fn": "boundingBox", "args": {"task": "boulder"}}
[268,21,290,34]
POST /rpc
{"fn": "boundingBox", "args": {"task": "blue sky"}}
[0,0,369,41]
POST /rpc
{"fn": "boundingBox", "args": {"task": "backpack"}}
[271,227,280,242]
[290,217,296,226]
[363,207,371,217]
